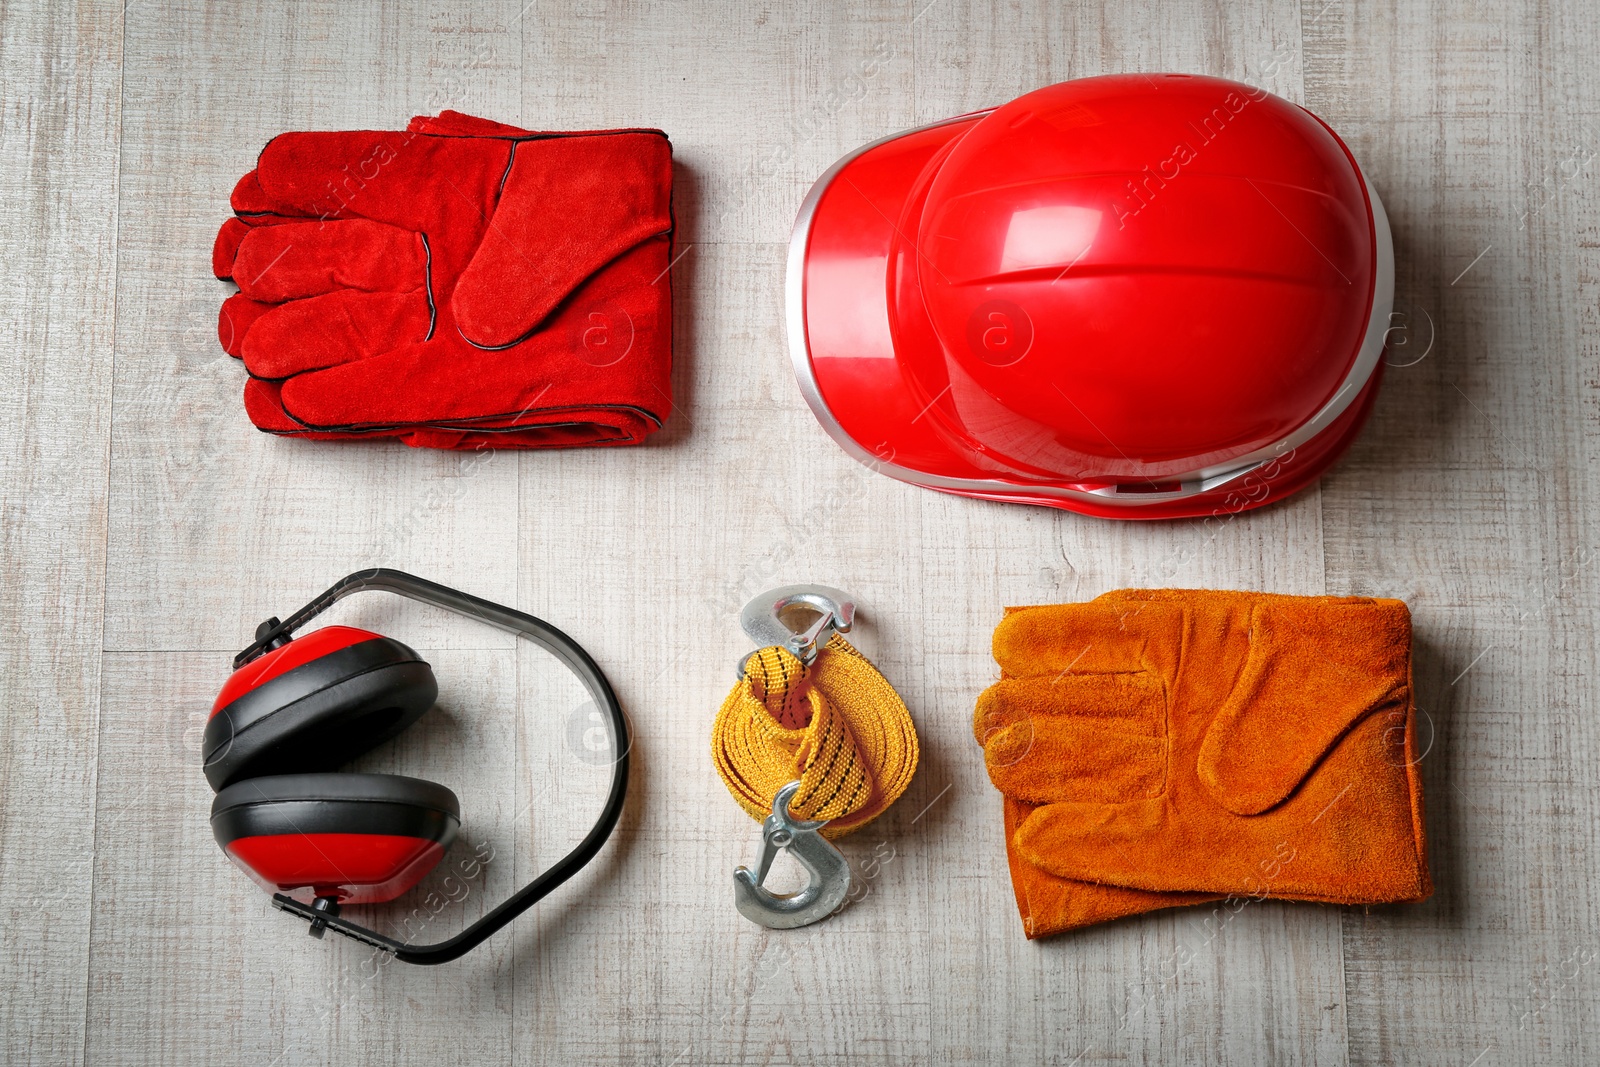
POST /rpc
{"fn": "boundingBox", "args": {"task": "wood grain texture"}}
[0,1,122,1063]
[1,0,1596,1063]
[909,4,1347,1065]
[103,0,526,654]
[1306,0,1600,1063]
[84,648,522,1065]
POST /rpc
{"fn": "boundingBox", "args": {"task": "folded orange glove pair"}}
[973,589,1432,938]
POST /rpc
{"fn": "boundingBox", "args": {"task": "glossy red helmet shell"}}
[788,74,1394,519]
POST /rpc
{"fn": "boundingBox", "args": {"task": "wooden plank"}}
[514,4,929,1058]
[509,237,941,1063]
[0,1,122,1062]
[84,646,519,1065]
[6,0,1589,1062]
[910,4,1348,1065]
[520,0,917,249]
[1306,0,1600,1062]
[102,0,525,655]
[87,2,527,1064]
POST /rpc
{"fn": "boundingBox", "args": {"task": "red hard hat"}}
[787,74,1393,519]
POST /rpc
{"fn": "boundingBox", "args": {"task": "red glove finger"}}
[218,294,276,357]
[213,218,251,279]
[241,290,432,380]
[229,169,320,220]
[243,378,300,433]
[275,239,670,430]
[214,214,305,280]
[231,219,426,302]
[406,111,664,140]
[248,377,657,447]
[275,327,667,433]
[407,111,537,138]
[243,379,403,441]
[452,131,672,347]
[254,130,507,240]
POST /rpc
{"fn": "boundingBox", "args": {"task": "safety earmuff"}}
[204,569,629,965]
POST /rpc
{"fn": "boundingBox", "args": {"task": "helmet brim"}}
[787,113,991,489]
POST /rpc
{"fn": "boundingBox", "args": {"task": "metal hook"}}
[733,781,852,929]
[736,585,856,677]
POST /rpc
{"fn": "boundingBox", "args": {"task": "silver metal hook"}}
[732,781,852,929]
[736,585,856,677]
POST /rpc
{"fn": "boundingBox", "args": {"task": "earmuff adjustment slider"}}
[274,894,404,953]
[306,895,338,939]
[250,616,294,660]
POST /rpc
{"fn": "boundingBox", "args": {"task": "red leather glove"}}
[213,111,674,449]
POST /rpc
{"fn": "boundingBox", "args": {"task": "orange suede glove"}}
[974,590,1431,938]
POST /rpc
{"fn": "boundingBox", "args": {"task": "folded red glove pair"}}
[213,111,674,449]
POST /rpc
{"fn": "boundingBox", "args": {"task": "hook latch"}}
[733,781,852,929]
[737,585,856,677]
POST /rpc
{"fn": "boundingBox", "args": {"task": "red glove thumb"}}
[450,130,673,348]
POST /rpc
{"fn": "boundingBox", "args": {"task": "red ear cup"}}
[210,773,461,904]
[203,626,438,790]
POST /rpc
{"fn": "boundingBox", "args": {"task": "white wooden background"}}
[2,0,1597,1063]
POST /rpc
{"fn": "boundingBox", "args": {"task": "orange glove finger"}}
[993,600,1183,678]
[1000,797,1222,939]
[240,290,431,380]
[982,720,1163,805]
[973,673,1164,742]
[1013,796,1168,863]
[976,672,1166,804]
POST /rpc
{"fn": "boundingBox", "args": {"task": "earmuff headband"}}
[249,569,629,965]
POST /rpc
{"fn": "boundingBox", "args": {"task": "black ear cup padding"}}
[203,639,439,791]
[210,772,462,847]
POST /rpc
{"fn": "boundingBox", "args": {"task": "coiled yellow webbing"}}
[712,634,919,839]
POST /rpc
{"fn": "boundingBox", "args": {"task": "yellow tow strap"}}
[712,634,918,839]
